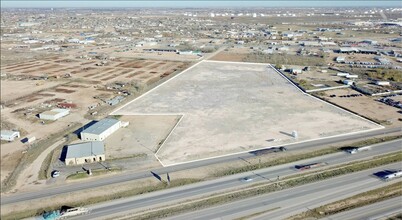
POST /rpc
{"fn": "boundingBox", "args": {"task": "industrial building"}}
[80,118,121,141]
[106,96,125,106]
[1,130,20,141]
[65,141,105,165]
[343,79,355,85]
[39,108,70,120]
[290,68,302,75]
[375,81,390,86]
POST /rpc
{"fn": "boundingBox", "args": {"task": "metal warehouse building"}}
[1,130,20,141]
[65,141,105,166]
[80,118,121,141]
[39,108,70,121]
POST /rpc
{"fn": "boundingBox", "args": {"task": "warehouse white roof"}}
[1,130,20,137]
[40,108,69,116]
[66,141,104,158]
[81,118,120,135]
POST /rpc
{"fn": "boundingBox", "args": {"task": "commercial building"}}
[80,118,121,141]
[65,141,105,165]
[1,130,20,141]
[343,80,355,85]
[290,68,302,75]
[337,72,349,77]
[106,96,125,106]
[336,57,345,63]
[346,74,359,79]
[39,108,70,121]
[375,81,390,86]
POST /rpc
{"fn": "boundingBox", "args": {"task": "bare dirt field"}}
[0,55,190,188]
[0,80,63,103]
[104,115,180,159]
[295,67,345,87]
[322,89,402,126]
[112,51,201,62]
[1,57,188,86]
[113,60,382,166]
[210,48,250,62]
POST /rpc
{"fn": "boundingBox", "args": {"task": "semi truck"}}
[250,147,287,156]
[382,170,402,181]
[295,162,328,170]
[345,146,370,154]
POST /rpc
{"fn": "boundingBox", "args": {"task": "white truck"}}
[383,170,402,181]
[346,146,371,154]
[42,207,90,219]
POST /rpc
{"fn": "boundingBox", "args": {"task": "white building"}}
[39,108,70,121]
[375,81,390,86]
[346,74,358,79]
[291,68,302,74]
[336,57,345,63]
[337,72,349,77]
[65,141,105,166]
[80,118,121,141]
[343,80,355,85]
[1,130,20,141]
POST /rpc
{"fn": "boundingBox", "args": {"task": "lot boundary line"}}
[155,114,185,155]
[158,126,388,167]
[269,64,384,129]
[109,60,384,167]
[110,60,204,115]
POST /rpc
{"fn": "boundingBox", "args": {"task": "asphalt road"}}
[2,127,400,205]
[66,140,402,220]
[324,196,402,220]
[167,164,402,220]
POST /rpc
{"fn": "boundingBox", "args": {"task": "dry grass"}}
[287,181,402,220]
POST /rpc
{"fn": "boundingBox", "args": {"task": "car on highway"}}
[240,177,253,182]
[51,170,60,178]
[345,147,359,154]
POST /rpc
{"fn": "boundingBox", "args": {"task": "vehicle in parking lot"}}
[51,170,60,178]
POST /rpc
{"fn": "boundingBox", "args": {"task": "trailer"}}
[295,162,327,170]
[250,147,287,156]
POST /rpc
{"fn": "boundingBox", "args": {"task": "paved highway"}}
[65,140,402,219]
[166,164,402,220]
[324,196,402,220]
[2,127,400,205]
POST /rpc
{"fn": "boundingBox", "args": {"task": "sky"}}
[1,1,401,8]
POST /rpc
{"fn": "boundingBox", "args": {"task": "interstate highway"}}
[324,196,402,220]
[68,140,402,219]
[2,127,401,205]
[166,164,402,220]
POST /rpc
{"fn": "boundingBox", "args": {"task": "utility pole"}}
[167,172,171,186]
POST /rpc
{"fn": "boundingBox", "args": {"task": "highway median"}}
[117,151,402,220]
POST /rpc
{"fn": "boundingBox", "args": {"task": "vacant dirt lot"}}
[323,89,402,126]
[0,80,64,103]
[0,56,189,188]
[210,48,251,62]
[104,115,180,159]
[114,61,382,166]
[1,57,188,86]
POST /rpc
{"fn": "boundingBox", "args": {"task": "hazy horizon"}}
[2,1,401,9]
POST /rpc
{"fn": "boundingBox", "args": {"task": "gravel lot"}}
[113,61,382,166]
